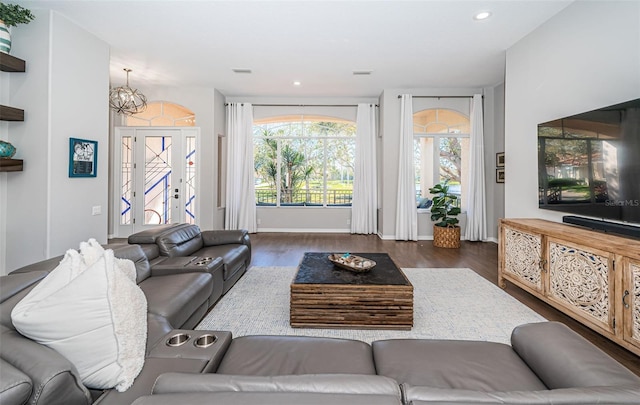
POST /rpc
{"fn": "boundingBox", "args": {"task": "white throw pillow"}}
[11,239,147,392]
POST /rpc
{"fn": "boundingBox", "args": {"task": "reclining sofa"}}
[127,321,640,405]
[2,232,640,405]
[127,223,251,296]
[0,241,224,405]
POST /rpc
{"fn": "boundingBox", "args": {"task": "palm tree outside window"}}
[253,116,356,207]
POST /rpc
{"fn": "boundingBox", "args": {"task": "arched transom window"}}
[253,115,356,207]
[126,101,196,126]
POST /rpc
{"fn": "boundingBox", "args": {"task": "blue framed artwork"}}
[69,138,97,177]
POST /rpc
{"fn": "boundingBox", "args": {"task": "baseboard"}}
[379,234,435,241]
[379,234,498,243]
[256,229,499,243]
[257,228,351,233]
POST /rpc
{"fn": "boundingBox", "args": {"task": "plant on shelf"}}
[0,3,35,54]
[0,3,34,27]
[428,181,462,248]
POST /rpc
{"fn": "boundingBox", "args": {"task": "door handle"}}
[623,290,630,309]
[538,259,547,272]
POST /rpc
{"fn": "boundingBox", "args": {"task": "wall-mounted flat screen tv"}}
[538,98,640,224]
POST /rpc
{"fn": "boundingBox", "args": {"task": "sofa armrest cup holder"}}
[194,334,217,348]
[165,332,217,349]
[166,333,191,347]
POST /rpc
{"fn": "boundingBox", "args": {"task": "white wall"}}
[2,10,109,274]
[107,87,227,235]
[222,92,503,236]
[0,11,511,264]
[505,1,640,223]
[0,49,10,275]
[225,96,376,233]
[48,12,110,256]
[378,87,503,241]
[257,207,351,232]
[2,10,51,274]
[125,86,222,231]
[489,84,505,240]
[213,89,226,228]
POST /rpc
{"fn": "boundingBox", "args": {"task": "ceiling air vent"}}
[232,68,252,74]
[353,70,372,76]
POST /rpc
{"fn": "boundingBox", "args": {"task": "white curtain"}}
[464,94,487,241]
[225,103,257,232]
[351,104,378,234]
[395,94,418,241]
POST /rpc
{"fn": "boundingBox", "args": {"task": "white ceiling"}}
[18,0,573,98]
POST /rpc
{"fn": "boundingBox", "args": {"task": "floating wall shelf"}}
[0,53,26,72]
[1,53,26,171]
[0,159,23,172]
[0,105,24,121]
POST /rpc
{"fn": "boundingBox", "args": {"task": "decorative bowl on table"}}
[328,253,376,273]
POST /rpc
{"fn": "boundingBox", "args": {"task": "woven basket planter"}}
[433,225,461,248]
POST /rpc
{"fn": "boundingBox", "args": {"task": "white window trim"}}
[253,125,356,208]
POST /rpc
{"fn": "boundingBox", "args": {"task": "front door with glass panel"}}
[114,127,199,237]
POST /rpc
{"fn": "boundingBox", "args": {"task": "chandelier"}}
[109,68,147,115]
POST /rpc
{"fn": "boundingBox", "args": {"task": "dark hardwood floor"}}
[249,232,640,376]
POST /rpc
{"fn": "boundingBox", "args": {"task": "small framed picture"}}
[496,152,505,167]
[69,138,98,178]
[496,168,505,183]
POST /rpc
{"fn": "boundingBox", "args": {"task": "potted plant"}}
[0,3,35,54]
[428,181,461,248]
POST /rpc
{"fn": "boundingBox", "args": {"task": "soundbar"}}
[562,215,640,239]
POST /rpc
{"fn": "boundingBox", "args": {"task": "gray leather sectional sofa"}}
[131,323,640,405]
[2,226,640,404]
[127,223,251,295]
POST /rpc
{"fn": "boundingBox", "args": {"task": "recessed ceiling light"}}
[293,81,301,86]
[474,11,492,20]
[232,68,252,74]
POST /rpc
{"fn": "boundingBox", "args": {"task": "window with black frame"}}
[253,115,356,207]
[413,108,470,210]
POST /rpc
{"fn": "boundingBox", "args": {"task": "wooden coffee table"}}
[290,252,413,330]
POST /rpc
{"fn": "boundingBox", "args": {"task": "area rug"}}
[196,267,547,345]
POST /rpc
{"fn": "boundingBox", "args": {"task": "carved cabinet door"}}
[622,258,640,352]
[546,237,615,336]
[501,226,545,294]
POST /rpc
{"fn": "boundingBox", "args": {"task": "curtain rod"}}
[225,103,379,107]
[397,95,481,99]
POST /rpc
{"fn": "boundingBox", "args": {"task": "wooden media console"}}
[499,218,640,356]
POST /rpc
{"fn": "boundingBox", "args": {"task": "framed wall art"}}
[496,152,505,167]
[496,168,505,183]
[69,138,98,178]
